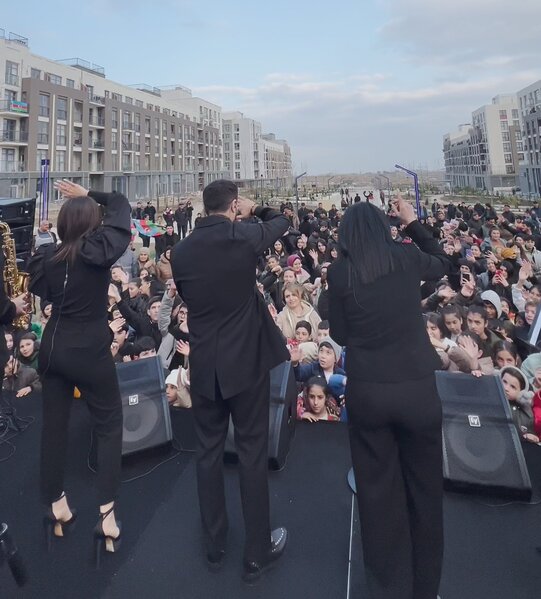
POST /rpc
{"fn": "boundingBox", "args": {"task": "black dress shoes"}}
[242,527,288,583]
[206,548,225,572]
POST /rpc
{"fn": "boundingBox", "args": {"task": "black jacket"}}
[0,250,16,368]
[172,207,290,400]
[328,221,451,383]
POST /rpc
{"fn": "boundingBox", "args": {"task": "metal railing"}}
[0,99,28,114]
[0,160,26,172]
[0,131,28,143]
[89,117,105,127]
[92,140,104,149]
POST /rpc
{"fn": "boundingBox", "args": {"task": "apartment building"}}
[0,28,225,199]
[517,80,541,198]
[443,95,523,193]
[222,112,292,186]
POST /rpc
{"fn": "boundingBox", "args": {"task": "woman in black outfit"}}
[28,180,131,562]
[328,197,450,599]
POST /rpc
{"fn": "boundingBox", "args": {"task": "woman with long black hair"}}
[327,197,450,599]
[28,180,131,563]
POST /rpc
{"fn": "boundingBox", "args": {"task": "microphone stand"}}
[0,522,27,587]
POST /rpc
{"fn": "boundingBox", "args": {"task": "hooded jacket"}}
[276,300,322,340]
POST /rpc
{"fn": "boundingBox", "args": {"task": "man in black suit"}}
[171,179,290,582]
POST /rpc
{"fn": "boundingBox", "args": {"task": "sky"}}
[3,0,540,174]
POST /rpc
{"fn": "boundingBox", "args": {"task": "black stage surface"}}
[1,394,541,599]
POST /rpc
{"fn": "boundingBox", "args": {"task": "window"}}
[500,121,509,132]
[66,79,75,89]
[135,113,141,132]
[235,162,240,169]
[37,121,49,144]
[224,124,231,132]
[234,133,240,141]
[5,61,19,86]
[506,165,514,174]
[39,94,50,117]
[125,96,133,105]
[111,153,118,171]
[502,131,510,142]
[36,149,48,170]
[234,143,240,150]
[55,150,66,171]
[135,99,143,108]
[56,97,68,120]
[123,111,132,129]
[56,124,66,146]
[112,109,118,129]
[73,101,83,122]
[46,73,62,85]
[112,93,122,101]
[154,120,160,135]
[512,109,519,119]
[224,142,230,151]
[145,118,151,134]
[235,172,241,179]
[517,142,524,151]
[504,153,513,164]
[234,152,240,160]
[112,131,118,151]
[503,142,511,152]
[499,110,507,120]
[31,68,41,80]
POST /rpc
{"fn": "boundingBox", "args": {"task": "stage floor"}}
[1,396,541,599]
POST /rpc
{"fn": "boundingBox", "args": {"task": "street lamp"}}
[327,176,335,192]
[395,164,422,217]
[295,172,307,213]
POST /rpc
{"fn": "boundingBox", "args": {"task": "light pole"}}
[295,171,307,213]
[327,176,335,193]
[379,174,391,203]
[395,164,421,218]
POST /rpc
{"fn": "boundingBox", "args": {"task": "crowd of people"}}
[4,193,541,443]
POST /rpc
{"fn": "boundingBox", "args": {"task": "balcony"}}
[122,142,136,151]
[89,94,105,105]
[123,121,134,130]
[0,131,28,144]
[89,117,105,127]
[89,162,104,173]
[0,99,29,116]
[91,140,105,150]
[0,160,26,173]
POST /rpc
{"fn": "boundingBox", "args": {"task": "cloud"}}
[379,0,541,72]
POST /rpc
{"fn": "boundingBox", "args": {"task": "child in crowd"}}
[296,377,341,422]
[499,366,539,443]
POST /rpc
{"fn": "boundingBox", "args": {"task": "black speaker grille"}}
[436,371,532,498]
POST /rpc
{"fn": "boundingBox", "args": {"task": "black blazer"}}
[327,221,451,383]
[171,207,290,400]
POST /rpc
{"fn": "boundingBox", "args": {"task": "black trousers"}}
[140,233,150,248]
[191,371,271,563]
[39,322,123,506]
[347,374,443,599]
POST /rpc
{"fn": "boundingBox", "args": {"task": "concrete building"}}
[221,112,292,189]
[517,80,541,198]
[0,28,225,200]
[222,111,262,181]
[443,95,522,193]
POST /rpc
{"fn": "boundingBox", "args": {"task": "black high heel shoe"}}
[43,492,77,551]
[94,506,121,569]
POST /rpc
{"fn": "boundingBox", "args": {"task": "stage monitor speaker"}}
[0,197,36,227]
[116,356,173,457]
[224,361,297,471]
[435,371,532,500]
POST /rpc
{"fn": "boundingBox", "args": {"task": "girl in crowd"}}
[500,366,539,443]
[286,255,310,285]
[296,377,341,422]
[28,180,131,563]
[271,239,288,266]
[136,248,156,277]
[441,304,465,341]
[424,313,471,373]
[492,340,520,369]
[156,247,173,283]
[275,282,321,340]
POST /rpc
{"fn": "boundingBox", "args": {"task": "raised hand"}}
[393,195,416,226]
[54,179,89,199]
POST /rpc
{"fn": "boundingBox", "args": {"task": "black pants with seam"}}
[191,371,271,563]
[347,374,443,599]
[39,321,123,506]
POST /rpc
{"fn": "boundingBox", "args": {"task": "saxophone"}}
[0,221,32,329]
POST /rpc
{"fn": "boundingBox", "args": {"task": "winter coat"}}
[156,255,173,283]
[275,300,322,340]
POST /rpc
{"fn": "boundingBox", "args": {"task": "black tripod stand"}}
[0,522,27,587]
